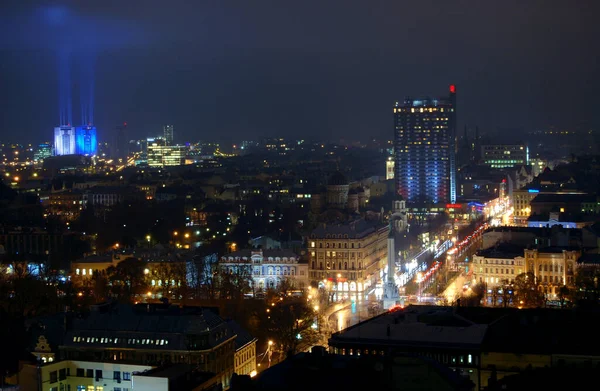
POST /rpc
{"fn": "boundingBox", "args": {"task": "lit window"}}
[76,268,80,275]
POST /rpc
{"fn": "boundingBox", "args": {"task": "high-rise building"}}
[54,126,76,155]
[74,126,97,155]
[393,85,457,204]
[147,138,188,167]
[163,124,174,145]
[114,122,128,160]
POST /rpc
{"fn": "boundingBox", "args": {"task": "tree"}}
[514,272,545,308]
[151,262,187,299]
[187,253,220,299]
[461,282,486,307]
[218,264,253,300]
[107,257,148,301]
[262,299,320,356]
[87,270,110,302]
[558,285,571,307]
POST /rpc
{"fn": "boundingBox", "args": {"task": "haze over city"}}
[1,0,599,144]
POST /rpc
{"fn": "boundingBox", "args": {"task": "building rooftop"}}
[62,303,232,352]
[328,171,348,186]
[531,193,597,204]
[533,246,581,253]
[329,306,488,350]
[136,364,219,391]
[222,249,299,260]
[310,218,386,239]
[241,349,473,391]
[475,243,525,259]
[227,320,257,350]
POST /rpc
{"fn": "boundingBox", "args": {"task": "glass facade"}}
[147,138,187,167]
[393,86,457,204]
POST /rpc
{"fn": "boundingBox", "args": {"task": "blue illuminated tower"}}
[53,50,98,156]
[393,85,457,204]
[75,126,97,155]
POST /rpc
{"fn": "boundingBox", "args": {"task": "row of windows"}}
[72,336,169,346]
[476,259,520,265]
[312,261,363,270]
[479,268,517,275]
[539,264,564,272]
[311,242,361,249]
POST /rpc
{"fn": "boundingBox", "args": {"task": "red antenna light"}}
[124,122,127,126]
[449,84,456,94]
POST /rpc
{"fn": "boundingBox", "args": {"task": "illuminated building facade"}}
[481,144,528,168]
[75,126,97,155]
[386,156,395,180]
[34,143,53,162]
[53,126,76,155]
[220,249,308,291]
[147,138,188,167]
[394,85,457,204]
[308,219,388,294]
[525,247,579,297]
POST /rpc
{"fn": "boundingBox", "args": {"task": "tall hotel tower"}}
[393,85,457,204]
[163,124,174,145]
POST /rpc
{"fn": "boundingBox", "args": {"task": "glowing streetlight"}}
[146,235,151,242]
[184,233,190,238]
[268,340,273,346]
[147,291,152,297]
[144,268,149,275]
[314,305,319,311]
[115,243,120,248]
[173,231,178,236]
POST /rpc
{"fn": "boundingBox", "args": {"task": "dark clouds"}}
[0,0,598,144]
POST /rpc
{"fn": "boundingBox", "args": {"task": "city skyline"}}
[0,1,599,144]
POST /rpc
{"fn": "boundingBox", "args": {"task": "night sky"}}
[0,1,598,144]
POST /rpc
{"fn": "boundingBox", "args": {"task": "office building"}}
[34,143,53,162]
[75,126,98,155]
[386,156,395,180]
[164,124,174,145]
[308,218,388,294]
[481,144,528,169]
[54,126,76,155]
[147,138,188,167]
[394,85,457,204]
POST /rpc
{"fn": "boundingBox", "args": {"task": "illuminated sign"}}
[528,189,539,193]
[446,203,462,209]
[449,84,456,94]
